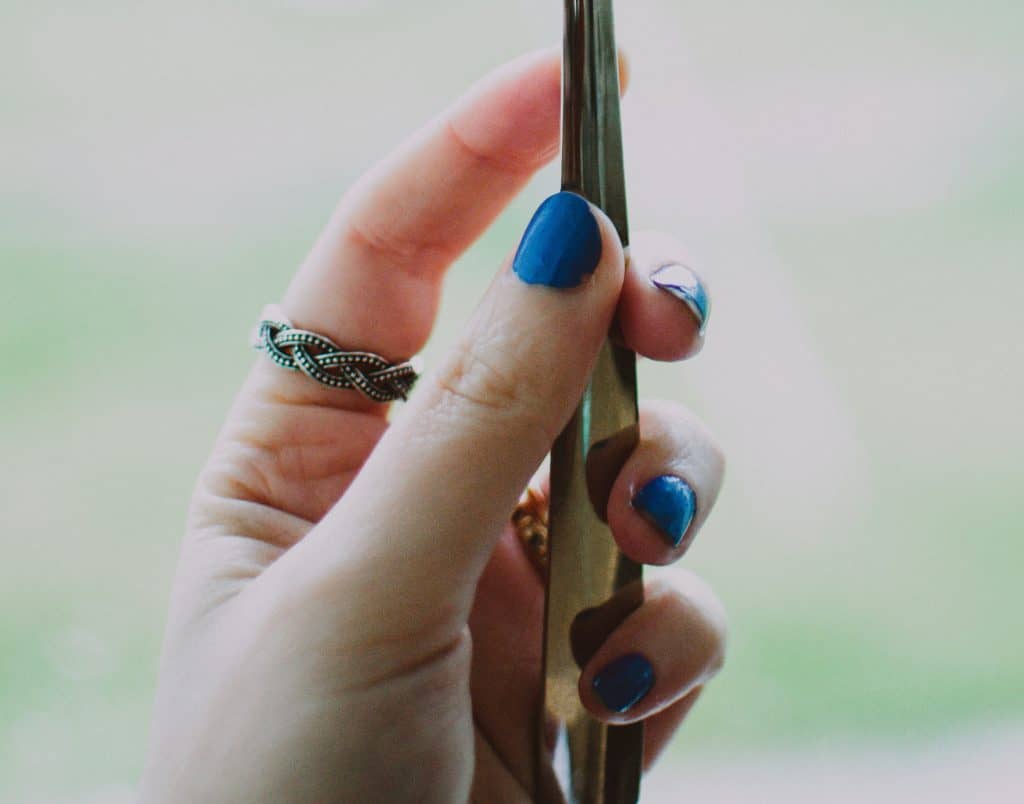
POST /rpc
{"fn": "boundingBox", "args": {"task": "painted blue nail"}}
[632,475,697,548]
[513,192,602,288]
[650,263,710,334]
[592,653,655,713]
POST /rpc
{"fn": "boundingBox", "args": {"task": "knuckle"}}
[434,336,549,435]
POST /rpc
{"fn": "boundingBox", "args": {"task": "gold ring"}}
[512,487,549,574]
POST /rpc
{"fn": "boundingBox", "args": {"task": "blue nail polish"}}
[632,475,696,548]
[592,653,655,713]
[650,263,710,334]
[513,192,602,288]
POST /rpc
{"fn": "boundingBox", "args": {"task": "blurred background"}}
[2,1,1021,801]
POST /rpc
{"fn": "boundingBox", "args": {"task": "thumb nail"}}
[513,192,602,288]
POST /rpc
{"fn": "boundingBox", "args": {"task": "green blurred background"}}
[2,1,1021,801]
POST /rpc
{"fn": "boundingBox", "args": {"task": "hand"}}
[140,50,727,803]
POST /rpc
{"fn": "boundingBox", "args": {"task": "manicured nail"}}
[631,475,696,548]
[592,653,655,713]
[513,192,602,288]
[650,263,710,334]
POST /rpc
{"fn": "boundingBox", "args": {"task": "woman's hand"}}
[140,50,727,803]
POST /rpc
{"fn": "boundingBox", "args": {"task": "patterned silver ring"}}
[251,304,421,402]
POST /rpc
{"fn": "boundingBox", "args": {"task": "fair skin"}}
[140,50,727,803]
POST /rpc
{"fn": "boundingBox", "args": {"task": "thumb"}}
[287,192,624,631]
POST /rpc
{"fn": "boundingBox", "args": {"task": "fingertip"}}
[451,49,563,173]
[606,401,725,566]
[577,573,727,724]
[618,232,710,362]
[619,261,705,362]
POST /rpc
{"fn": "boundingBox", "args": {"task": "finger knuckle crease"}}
[444,119,535,177]
[346,218,453,275]
[437,344,530,420]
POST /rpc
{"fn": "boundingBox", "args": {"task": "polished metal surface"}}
[251,304,419,401]
[537,1,643,801]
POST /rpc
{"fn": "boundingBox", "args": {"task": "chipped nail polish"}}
[650,263,710,334]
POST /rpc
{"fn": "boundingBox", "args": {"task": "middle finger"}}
[521,399,724,568]
[607,400,725,565]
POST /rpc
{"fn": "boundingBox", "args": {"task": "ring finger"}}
[607,400,725,565]
[522,399,724,569]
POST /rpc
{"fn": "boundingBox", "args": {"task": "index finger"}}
[265,48,628,411]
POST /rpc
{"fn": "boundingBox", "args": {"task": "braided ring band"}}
[251,305,420,402]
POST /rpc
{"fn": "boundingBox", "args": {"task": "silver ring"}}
[251,305,421,402]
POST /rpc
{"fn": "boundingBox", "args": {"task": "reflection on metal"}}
[537,1,643,802]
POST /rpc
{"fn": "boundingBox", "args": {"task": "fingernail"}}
[650,263,710,334]
[513,192,602,288]
[592,653,655,713]
[631,475,697,548]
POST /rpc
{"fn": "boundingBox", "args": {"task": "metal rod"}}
[536,1,643,801]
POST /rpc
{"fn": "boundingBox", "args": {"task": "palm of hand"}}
[164,397,540,801]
